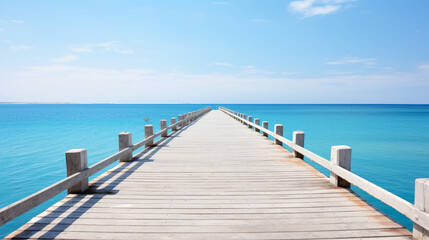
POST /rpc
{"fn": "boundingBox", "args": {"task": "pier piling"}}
[293,131,305,159]
[330,145,352,188]
[145,125,154,147]
[274,124,283,146]
[118,132,133,162]
[65,149,88,194]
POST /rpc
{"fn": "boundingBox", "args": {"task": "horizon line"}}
[1,102,429,105]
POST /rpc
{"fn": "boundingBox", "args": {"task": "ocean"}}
[0,104,428,237]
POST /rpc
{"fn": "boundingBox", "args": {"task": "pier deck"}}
[7,110,411,239]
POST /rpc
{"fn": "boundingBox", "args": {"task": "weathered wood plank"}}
[7,229,411,240]
[5,110,411,239]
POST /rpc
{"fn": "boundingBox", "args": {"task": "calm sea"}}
[0,104,428,237]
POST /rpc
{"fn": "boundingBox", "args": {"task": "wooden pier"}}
[1,106,429,239]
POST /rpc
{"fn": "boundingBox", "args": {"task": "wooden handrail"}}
[0,106,211,226]
[219,106,429,234]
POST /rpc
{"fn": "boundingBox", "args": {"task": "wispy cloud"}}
[0,19,24,24]
[71,41,133,54]
[281,71,299,75]
[325,69,361,75]
[418,64,429,70]
[71,45,93,53]
[327,56,376,65]
[289,0,357,18]
[97,41,134,54]
[213,62,233,67]
[242,65,274,75]
[418,64,429,76]
[51,55,79,63]
[10,19,24,23]
[2,63,428,103]
[10,44,31,51]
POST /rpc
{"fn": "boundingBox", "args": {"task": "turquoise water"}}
[222,104,429,231]
[0,104,208,238]
[0,104,428,237]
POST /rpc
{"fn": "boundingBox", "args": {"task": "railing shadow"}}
[11,116,204,239]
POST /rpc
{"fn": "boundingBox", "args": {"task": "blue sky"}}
[1,0,428,103]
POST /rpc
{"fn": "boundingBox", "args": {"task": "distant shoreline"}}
[4,101,426,106]
[0,102,74,104]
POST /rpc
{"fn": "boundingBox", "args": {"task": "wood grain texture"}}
[6,110,411,239]
[219,106,429,233]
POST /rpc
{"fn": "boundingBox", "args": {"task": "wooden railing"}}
[219,106,429,239]
[0,106,212,226]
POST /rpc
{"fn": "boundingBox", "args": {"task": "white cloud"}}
[418,64,429,71]
[10,44,31,51]
[0,19,24,24]
[1,63,429,103]
[213,62,232,67]
[418,64,429,76]
[242,65,274,75]
[71,41,134,54]
[327,56,376,65]
[281,72,299,75]
[115,49,134,54]
[1,40,31,51]
[289,0,356,17]
[325,69,361,75]
[71,45,93,53]
[51,55,79,63]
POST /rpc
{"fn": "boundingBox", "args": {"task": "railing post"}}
[262,121,268,137]
[292,131,305,159]
[274,124,283,146]
[65,149,88,194]
[247,116,253,129]
[254,118,260,133]
[118,132,133,162]
[178,115,183,128]
[243,114,247,126]
[413,178,429,239]
[145,125,154,147]
[160,120,168,137]
[171,117,177,131]
[330,145,351,188]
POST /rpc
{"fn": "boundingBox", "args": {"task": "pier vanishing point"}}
[1,106,429,239]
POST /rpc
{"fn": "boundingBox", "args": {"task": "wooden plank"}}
[220,107,429,232]
[5,110,411,239]
[7,229,411,240]
[0,107,211,226]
